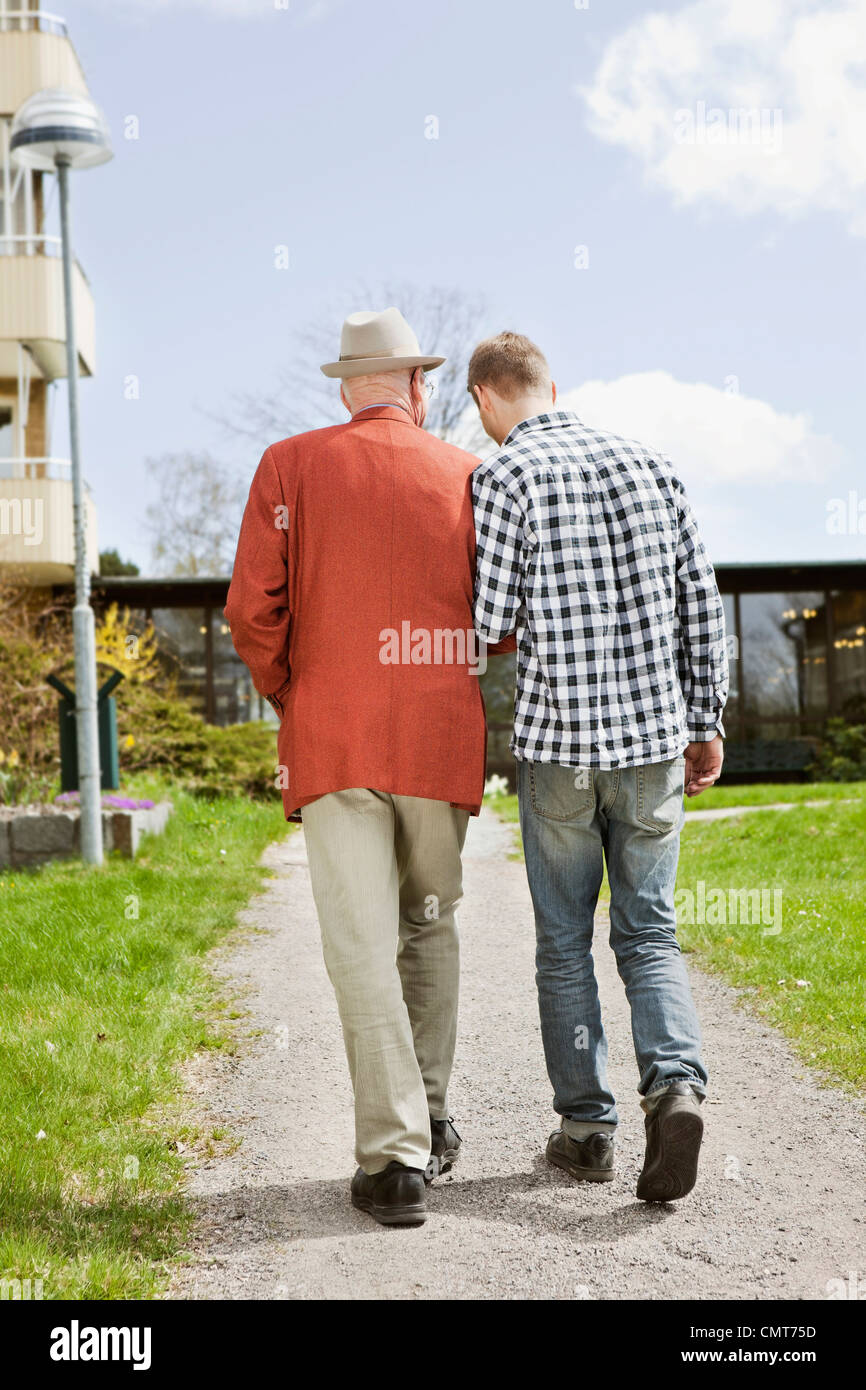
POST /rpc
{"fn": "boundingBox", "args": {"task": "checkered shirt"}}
[471,410,728,768]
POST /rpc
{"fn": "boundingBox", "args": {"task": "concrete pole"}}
[57,155,102,865]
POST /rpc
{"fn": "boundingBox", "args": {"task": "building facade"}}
[0,2,98,583]
[82,560,866,779]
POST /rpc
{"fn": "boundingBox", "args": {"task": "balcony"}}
[0,455,70,479]
[0,11,87,118]
[0,240,95,377]
[0,10,68,35]
[0,466,98,583]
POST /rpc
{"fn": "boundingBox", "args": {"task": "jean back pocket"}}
[635,757,685,833]
[527,761,596,821]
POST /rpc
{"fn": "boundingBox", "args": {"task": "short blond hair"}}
[467,331,551,402]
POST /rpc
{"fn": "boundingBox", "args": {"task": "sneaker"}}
[351,1161,427,1226]
[636,1081,704,1202]
[425,1117,461,1184]
[546,1127,615,1182]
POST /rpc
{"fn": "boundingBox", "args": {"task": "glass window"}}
[831,590,866,719]
[150,608,207,718]
[721,593,739,724]
[211,614,277,726]
[739,591,828,728]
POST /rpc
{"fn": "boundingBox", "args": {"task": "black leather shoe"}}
[425,1117,461,1184]
[546,1128,615,1182]
[637,1081,704,1202]
[351,1161,427,1226]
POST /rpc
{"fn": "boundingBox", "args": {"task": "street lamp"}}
[10,89,113,865]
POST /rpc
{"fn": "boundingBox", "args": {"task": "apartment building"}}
[0,0,98,583]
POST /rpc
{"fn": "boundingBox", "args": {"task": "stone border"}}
[0,801,173,869]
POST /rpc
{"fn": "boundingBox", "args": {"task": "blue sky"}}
[51,0,866,569]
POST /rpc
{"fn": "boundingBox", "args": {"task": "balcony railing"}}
[0,233,63,257]
[0,9,67,36]
[0,456,71,480]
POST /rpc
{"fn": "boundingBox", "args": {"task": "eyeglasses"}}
[415,371,437,397]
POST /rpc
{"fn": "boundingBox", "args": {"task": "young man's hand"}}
[683,735,724,797]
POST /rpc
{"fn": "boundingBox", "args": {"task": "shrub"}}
[95,603,161,685]
[810,719,866,783]
[117,682,281,802]
[0,577,281,806]
[0,576,67,804]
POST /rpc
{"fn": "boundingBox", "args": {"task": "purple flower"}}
[53,791,156,811]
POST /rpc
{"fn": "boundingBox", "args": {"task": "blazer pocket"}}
[266,675,292,718]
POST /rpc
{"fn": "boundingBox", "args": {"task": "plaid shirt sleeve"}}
[471,465,526,644]
[674,478,729,742]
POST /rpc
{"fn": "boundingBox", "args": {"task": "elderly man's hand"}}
[683,735,724,797]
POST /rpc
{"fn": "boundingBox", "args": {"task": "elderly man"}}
[225,308,509,1227]
[468,331,728,1203]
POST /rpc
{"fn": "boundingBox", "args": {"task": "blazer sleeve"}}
[224,446,292,714]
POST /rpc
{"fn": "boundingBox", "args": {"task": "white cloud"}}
[557,371,841,485]
[581,0,866,235]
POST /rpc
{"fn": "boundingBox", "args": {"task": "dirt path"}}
[168,810,866,1301]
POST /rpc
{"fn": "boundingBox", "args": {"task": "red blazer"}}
[224,406,515,821]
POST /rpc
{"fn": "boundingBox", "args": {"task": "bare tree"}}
[144,452,245,576]
[220,282,491,452]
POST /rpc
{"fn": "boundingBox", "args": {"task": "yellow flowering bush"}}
[95,604,160,685]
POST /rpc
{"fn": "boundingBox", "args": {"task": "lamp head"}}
[10,88,113,171]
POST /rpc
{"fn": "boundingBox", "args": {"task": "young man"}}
[468,332,728,1202]
[225,308,511,1227]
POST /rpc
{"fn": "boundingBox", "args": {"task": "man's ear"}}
[473,382,487,412]
[411,369,428,427]
[551,380,557,405]
[340,384,350,414]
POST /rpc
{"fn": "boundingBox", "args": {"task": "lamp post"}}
[10,89,113,865]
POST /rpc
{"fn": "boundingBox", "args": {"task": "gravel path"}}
[168,810,865,1301]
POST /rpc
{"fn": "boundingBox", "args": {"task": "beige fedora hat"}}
[320,306,446,379]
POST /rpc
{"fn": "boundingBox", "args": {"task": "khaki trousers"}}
[300,788,469,1174]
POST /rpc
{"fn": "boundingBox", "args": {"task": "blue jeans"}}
[517,757,707,1134]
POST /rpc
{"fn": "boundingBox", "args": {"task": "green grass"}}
[486,790,520,825]
[690,780,864,809]
[0,778,290,1300]
[487,780,866,823]
[676,799,866,1093]
[485,784,866,1093]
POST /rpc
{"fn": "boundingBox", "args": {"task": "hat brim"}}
[320,354,446,380]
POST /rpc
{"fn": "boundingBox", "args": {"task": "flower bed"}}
[0,797,172,868]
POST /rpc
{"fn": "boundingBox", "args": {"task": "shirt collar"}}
[351,403,414,422]
[501,409,583,448]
